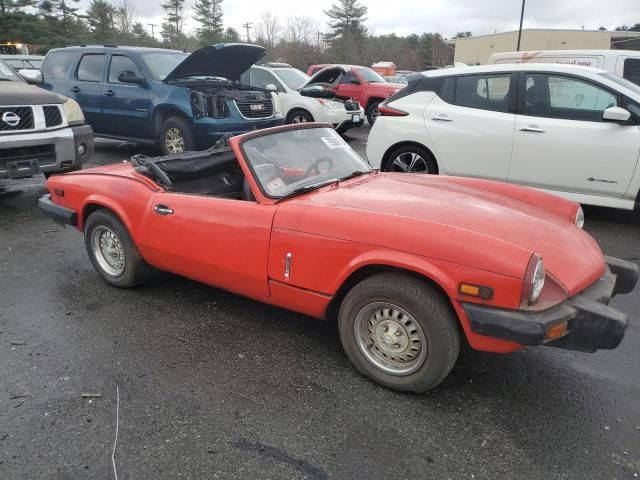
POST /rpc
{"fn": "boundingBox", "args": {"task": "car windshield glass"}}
[354,67,385,83]
[275,68,309,90]
[140,52,189,81]
[0,60,22,81]
[599,72,640,95]
[242,127,371,199]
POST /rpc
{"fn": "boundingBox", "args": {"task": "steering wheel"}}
[305,157,334,177]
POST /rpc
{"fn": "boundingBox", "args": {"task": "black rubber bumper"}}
[38,194,77,226]
[463,257,638,353]
[71,124,95,166]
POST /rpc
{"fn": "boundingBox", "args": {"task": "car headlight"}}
[573,206,584,229]
[316,99,344,110]
[522,254,545,305]
[61,98,85,125]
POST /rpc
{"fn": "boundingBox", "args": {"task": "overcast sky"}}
[83,0,640,39]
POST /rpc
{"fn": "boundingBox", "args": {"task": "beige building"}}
[449,29,640,65]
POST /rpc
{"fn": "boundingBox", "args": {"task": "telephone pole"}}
[242,22,253,43]
[148,23,158,40]
[516,0,526,51]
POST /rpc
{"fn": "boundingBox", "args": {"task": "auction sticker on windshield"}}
[322,136,348,149]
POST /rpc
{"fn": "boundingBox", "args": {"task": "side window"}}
[450,74,511,112]
[42,51,79,79]
[77,54,106,82]
[623,58,640,87]
[250,69,277,89]
[108,55,142,83]
[547,75,617,121]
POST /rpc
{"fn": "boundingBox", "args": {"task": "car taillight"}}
[378,104,408,117]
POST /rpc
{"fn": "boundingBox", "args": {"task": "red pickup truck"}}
[305,64,404,125]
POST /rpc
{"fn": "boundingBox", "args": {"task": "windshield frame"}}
[236,123,372,202]
[599,72,640,96]
[0,59,24,82]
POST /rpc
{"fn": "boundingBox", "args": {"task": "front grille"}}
[234,100,274,119]
[0,107,34,132]
[0,144,56,163]
[43,106,63,127]
[345,101,360,112]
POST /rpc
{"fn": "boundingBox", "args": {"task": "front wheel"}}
[84,209,152,288]
[286,109,314,124]
[366,100,382,126]
[338,273,460,392]
[159,116,195,155]
[384,145,437,174]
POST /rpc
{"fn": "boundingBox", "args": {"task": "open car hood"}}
[302,65,348,88]
[164,43,265,82]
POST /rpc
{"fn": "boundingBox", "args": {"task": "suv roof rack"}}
[62,44,119,48]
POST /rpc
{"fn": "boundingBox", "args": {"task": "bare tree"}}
[254,11,280,48]
[285,15,315,45]
[115,0,136,35]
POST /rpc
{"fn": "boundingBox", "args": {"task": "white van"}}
[487,50,640,86]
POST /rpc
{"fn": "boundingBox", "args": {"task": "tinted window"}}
[42,51,79,80]
[140,52,188,81]
[77,54,105,82]
[524,74,618,121]
[354,67,385,83]
[450,74,511,112]
[108,55,141,83]
[0,60,22,81]
[623,58,640,87]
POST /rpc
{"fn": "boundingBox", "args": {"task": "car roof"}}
[490,49,640,58]
[261,62,293,68]
[50,45,183,54]
[0,54,45,60]
[423,63,608,77]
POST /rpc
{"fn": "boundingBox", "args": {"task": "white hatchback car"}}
[242,63,365,134]
[366,63,640,210]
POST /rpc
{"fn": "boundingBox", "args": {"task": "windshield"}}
[275,68,309,90]
[0,60,23,81]
[354,67,385,83]
[599,72,640,95]
[242,127,371,199]
[140,52,189,81]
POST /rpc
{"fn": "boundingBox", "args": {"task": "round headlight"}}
[574,206,584,229]
[522,254,545,305]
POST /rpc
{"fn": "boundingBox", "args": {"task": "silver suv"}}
[0,59,93,179]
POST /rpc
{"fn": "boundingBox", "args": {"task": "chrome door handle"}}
[432,115,453,122]
[520,126,545,133]
[154,205,174,215]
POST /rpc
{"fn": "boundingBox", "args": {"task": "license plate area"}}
[352,114,361,123]
[6,159,41,178]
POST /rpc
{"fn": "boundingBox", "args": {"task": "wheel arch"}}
[381,141,439,173]
[365,96,385,110]
[80,197,135,237]
[285,107,314,123]
[153,105,192,136]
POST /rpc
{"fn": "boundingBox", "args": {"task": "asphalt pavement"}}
[1,126,640,480]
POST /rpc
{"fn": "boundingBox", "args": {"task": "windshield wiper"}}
[337,170,370,182]
[275,179,337,203]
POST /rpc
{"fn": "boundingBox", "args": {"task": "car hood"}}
[164,43,266,82]
[274,173,604,294]
[0,82,65,105]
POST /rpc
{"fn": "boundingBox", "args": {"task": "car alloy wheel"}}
[291,114,309,123]
[165,127,185,154]
[390,152,430,173]
[354,301,427,376]
[91,225,126,277]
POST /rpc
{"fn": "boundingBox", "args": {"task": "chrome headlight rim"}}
[522,253,545,306]
[574,206,585,229]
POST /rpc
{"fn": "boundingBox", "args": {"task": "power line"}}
[242,22,252,43]
[148,23,158,40]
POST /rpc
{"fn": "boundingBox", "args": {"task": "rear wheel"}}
[159,116,195,155]
[366,100,382,126]
[84,209,152,288]
[338,273,459,392]
[384,145,437,174]
[286,109,314,124]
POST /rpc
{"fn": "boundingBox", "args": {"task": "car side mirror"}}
[602,106,632,123]
[118,71,144,85]
[265,83,278,92]
[349,78,361,85]
[19,69,43,85]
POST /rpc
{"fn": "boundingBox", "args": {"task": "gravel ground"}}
[1,126,640,480]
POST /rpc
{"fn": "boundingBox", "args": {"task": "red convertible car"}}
[39,124,638,392]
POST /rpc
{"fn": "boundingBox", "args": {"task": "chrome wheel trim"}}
[165,127,185,154]
[390,152,429,173]
[292,114,309,124]
[91,226,126,277]
[354,302,428,376]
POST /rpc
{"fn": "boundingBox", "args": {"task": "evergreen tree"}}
[0,0,35,16]
[161,0,184,47]
[324,0,368,44]
[38,0,82,37]
[193,0,223,46]
[85,0,117,43]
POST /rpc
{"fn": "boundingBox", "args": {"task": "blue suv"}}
[39,43,284,154]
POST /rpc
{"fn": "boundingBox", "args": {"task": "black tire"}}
[286,109,314,124]
[338,273,460,393]
[366,100,382,126]
[159,116,195,155]
[84,209,152,288]
[384,144,438,174]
